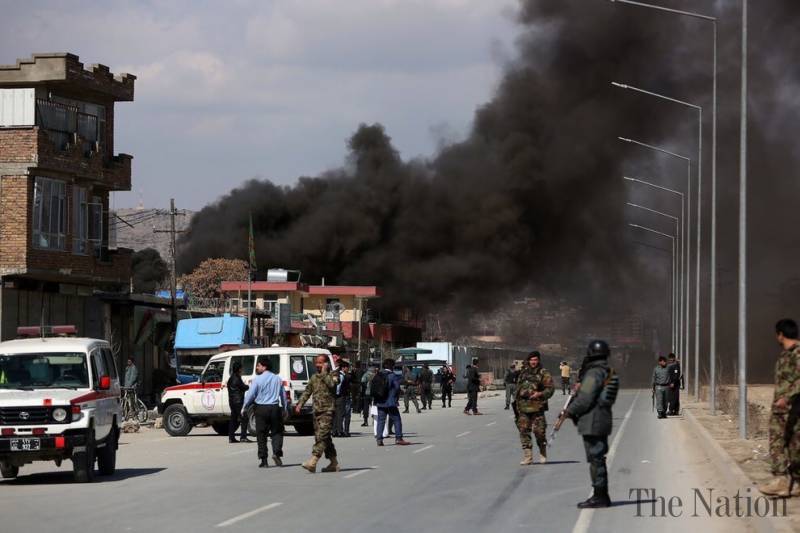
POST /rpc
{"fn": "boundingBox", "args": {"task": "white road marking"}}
[455,431,471,438]
[486,421,497,427]
[216,502,283,528]
[413,445,435,454]
[571,390,641,533]
[344,466,377,479]
[227,448,255,456]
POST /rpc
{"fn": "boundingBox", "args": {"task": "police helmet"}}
[586,340,610,358]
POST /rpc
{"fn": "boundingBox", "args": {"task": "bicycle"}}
[121,386,149,423]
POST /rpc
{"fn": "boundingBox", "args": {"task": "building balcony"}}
[0,126,131,191]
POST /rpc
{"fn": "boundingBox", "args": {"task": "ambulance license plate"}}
[10,438,40,451]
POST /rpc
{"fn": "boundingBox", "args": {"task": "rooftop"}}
[0,53,135,101]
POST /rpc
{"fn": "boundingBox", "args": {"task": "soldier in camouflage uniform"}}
[402,367,421,414]
[759,319,800,497]
[514,351,555,465]
[294,355,341,473]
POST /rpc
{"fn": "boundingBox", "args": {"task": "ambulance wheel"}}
[211,421,229,436]
[294,422,314,436]
[164,404,193,437]
[97,426,118,476]
[73,431,96,483]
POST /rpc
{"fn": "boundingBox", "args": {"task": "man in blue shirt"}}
[242,358,286,468]
[374,358,411,447]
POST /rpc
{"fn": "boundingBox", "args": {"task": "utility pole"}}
[154,198,186,331]
[738,0,748,439]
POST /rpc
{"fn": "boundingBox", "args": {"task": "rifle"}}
[548,393,574,445]
[652,386,655,412]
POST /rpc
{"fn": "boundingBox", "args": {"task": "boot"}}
[272,455,282,467]
[539,450,547,464]
[302,455,319,473]
[520,449,533,465]
[321,457,340,473]
[759,476,790,497]
[577,488,611,508]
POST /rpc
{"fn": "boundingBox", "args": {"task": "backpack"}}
[371,371,390,403]
[598,368,619,407]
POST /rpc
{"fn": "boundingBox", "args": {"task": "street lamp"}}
[619,138,691,374]
[610,0,721,422]
[611,81,703,400]
[629,223,677,354]
[626,202,680,355]
[630,240,675,352]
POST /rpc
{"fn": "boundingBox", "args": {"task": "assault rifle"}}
[548,392,574,445]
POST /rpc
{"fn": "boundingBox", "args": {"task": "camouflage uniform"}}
[769,343,800,476]
[514,365,555,455]
[402,371,420,413]
[297,371,340,459]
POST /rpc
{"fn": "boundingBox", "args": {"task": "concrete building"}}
[0,53,135,340]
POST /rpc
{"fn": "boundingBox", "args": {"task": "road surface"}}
[0,391,785,532]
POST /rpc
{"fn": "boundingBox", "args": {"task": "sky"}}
[0,0,519,210]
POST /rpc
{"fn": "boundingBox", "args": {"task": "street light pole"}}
[626,202,680,353]
[624,178,685,357]
[619,138,691,381]
[611,0,720,416]
[611,81,703,400]
[629,223,677,353]
[738,0,748,439]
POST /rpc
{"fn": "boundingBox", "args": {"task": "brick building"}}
[0,53,135,340]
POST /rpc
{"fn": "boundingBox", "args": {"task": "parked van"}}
[159,347,334,437]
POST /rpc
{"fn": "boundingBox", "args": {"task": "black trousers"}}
[254,404,284,460]
[441,386,452,407]
[229,402,248,441]
[420,386,433,409]
[465,389,478,413]
[583,435,609,490]
[334,396,346,436]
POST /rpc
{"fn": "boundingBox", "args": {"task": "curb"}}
[685,407,793,533]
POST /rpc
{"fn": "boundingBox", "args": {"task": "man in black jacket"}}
[333,361,352,437]
[227,361,252,443]
[464,363,482,415]
[564,340,615,508]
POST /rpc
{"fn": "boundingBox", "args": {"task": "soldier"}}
[666,353,681,416]
[562,340,618,508]
[515,351,555,465]
[759,319,800,497]
[439,364,455,408]
[464,362,482,415]
[351,362,364,421]
[402,367,421,414]
[294,355,341,473]
[333,360,352,437]
[503,363,518,410]
[651,356,670,419]
[418,363,434,410]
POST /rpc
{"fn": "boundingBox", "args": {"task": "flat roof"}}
[0,337,107,353]
[220,282,381,298]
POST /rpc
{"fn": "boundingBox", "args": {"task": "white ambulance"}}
[159,347,335,437]
[0,328,122,483]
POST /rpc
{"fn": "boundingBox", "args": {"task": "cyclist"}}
[124,357,139,390]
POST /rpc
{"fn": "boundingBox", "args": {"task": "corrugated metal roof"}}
[174,314,247,350]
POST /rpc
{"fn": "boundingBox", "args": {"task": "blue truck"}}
[172,314,250,384]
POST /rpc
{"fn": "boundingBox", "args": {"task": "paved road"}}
[0,391,785,532]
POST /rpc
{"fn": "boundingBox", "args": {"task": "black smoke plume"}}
[178,1,800,383]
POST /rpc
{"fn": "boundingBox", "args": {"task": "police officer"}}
[562,340,617,508]
[418,364,434,410]
[666,353,681,415]
[294,355,340,473]
[515,352,554,465]
[652,356,670,419]
[402,367,421,414]
[439,365,455,408]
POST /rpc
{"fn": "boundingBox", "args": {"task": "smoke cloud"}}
[178,1,800,382]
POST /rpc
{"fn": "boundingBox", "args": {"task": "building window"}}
[73,186,88,254]
[88,195,103,258]
[32,177,67,250]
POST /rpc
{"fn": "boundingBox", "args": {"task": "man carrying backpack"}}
[561,340,618,509]
[372,358,411,447]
